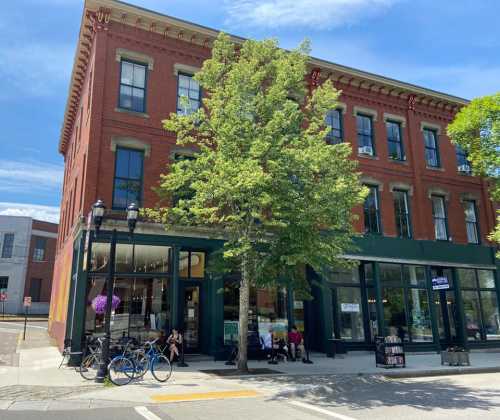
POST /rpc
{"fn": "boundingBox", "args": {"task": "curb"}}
[383,366,500,379]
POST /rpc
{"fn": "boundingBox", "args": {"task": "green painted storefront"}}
[64,226,500,358]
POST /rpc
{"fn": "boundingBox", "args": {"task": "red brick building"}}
[50,0,499,355]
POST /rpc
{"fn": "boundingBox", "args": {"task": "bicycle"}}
[130,338,172,382]
[79,337,136,386]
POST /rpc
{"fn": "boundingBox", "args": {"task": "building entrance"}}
[181,285,200,353]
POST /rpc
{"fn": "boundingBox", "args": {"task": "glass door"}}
[182,285,200,353]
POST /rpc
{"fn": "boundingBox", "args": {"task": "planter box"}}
[441,350,470,366]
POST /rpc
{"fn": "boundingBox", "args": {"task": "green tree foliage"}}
[145,33,367,370]
[447,93,500,251]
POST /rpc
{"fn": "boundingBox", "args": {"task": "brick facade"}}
[49,0,497,347]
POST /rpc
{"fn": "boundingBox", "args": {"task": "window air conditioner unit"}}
[358,146,373,156]
[458,164,471,173]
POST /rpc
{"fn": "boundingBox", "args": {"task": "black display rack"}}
[375,336,405,368]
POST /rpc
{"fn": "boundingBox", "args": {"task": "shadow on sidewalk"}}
[246,373,500,412]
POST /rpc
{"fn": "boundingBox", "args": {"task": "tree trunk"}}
[237,257,250,372]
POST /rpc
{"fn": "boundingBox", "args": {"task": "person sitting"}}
[274,337,288,362]
[167,329,182,362]
[288,325,305,362]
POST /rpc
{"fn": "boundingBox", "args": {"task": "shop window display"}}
[85,276,170,341]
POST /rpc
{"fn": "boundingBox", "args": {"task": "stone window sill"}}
[358,154,379,160]
[389,158,409,165]
[426,166,445,172]
[114,107,150,119]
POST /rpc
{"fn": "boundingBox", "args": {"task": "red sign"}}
[23,297,32,307]
[0,292,6,302]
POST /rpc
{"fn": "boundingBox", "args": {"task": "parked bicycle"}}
[79,336,136,386]
[129,338,172,382]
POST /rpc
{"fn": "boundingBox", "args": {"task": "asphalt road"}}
[2,373,500,420]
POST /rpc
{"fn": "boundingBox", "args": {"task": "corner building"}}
[50,0,500,356]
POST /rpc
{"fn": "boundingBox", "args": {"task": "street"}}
[1,372,500,419]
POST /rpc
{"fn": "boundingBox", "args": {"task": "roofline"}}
[109,0,469,104]
[59,0,469,153]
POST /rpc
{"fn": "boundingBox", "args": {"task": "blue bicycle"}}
[131,338,172,382]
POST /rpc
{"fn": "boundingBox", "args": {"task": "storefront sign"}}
[341,303,360,313]
[432,277,450,290]
[294,300,304,310]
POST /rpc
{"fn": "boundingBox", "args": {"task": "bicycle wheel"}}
[108,356,135,386]
[133,351,149,379]
[79,353,99,381]
[151,354,172,382]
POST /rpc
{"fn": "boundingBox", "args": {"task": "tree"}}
[447,93,500,251]
[145,33,367,371]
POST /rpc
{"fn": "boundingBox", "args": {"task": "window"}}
[357,114,374,155]
[423,129,440,167]
[380,263,431,342]
[393,190,411,238]
[119,60,147,113]
[33,237,47,262]
[325,109,343,144]
[386,121,404,161]
[0,277,8,290]
[456,145,471,174]
[112,148,144,209]
[179,251,206,278]
[177,73,201,115]
[431,196,448,240]
[1,233,14,258]
[458,269,500,341]
[364,185,381,234]
[464,200,479,244]
[29,279,42,302]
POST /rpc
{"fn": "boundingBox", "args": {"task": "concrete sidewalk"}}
[2,326,500,411]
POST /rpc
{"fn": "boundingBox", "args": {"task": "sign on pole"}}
[432,277,450,290]
[23,296,32,307]
[0,291,6,302]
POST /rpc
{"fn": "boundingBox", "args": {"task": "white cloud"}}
[0,160,63,194]
[0,202,60,223]
[225,0,400,29]
[0,43,74,99]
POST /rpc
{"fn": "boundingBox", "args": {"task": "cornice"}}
[59,0,470,155]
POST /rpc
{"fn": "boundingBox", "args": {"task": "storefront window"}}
[179,251,206,278]
[480,291,500,340]
[459,268,500,341]
[85,276,170,341]
[326,267,359,284]
[383,287,408,341]
[462,290,482,341]
[380,263,429,343]
[90,242,110,273]
[254,288,288,339]
[336,287,364,341]
[115,244,171,273]
[407,288,432,341]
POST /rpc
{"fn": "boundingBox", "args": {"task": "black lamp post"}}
[93,200,138,383]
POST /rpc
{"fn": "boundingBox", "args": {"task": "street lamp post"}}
[93,200,138,383]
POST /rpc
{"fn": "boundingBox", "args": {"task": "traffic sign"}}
[23,296,32,307]
[0,292,6,302]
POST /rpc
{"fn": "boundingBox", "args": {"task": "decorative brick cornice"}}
[59,0,469,155]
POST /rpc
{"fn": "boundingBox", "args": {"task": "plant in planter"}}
[91,294,121,315]
[441,346,470,366]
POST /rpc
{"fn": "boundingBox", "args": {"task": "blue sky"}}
[0,0,498,223]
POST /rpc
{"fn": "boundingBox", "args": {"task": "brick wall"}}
[55,17,496,255]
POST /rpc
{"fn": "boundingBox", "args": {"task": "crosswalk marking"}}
[134,406,163,420]
[289,400,359,420]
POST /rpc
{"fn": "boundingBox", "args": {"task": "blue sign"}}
[432,277,450,290]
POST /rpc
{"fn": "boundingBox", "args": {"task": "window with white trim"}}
[119,60,147,113]
[325,109,343,144]
[177,73,201,115]
[431,196,448,240]
[393,190,411,238]
[464,200,479,244]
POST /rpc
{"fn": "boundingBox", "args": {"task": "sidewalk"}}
[2,328,500,410]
